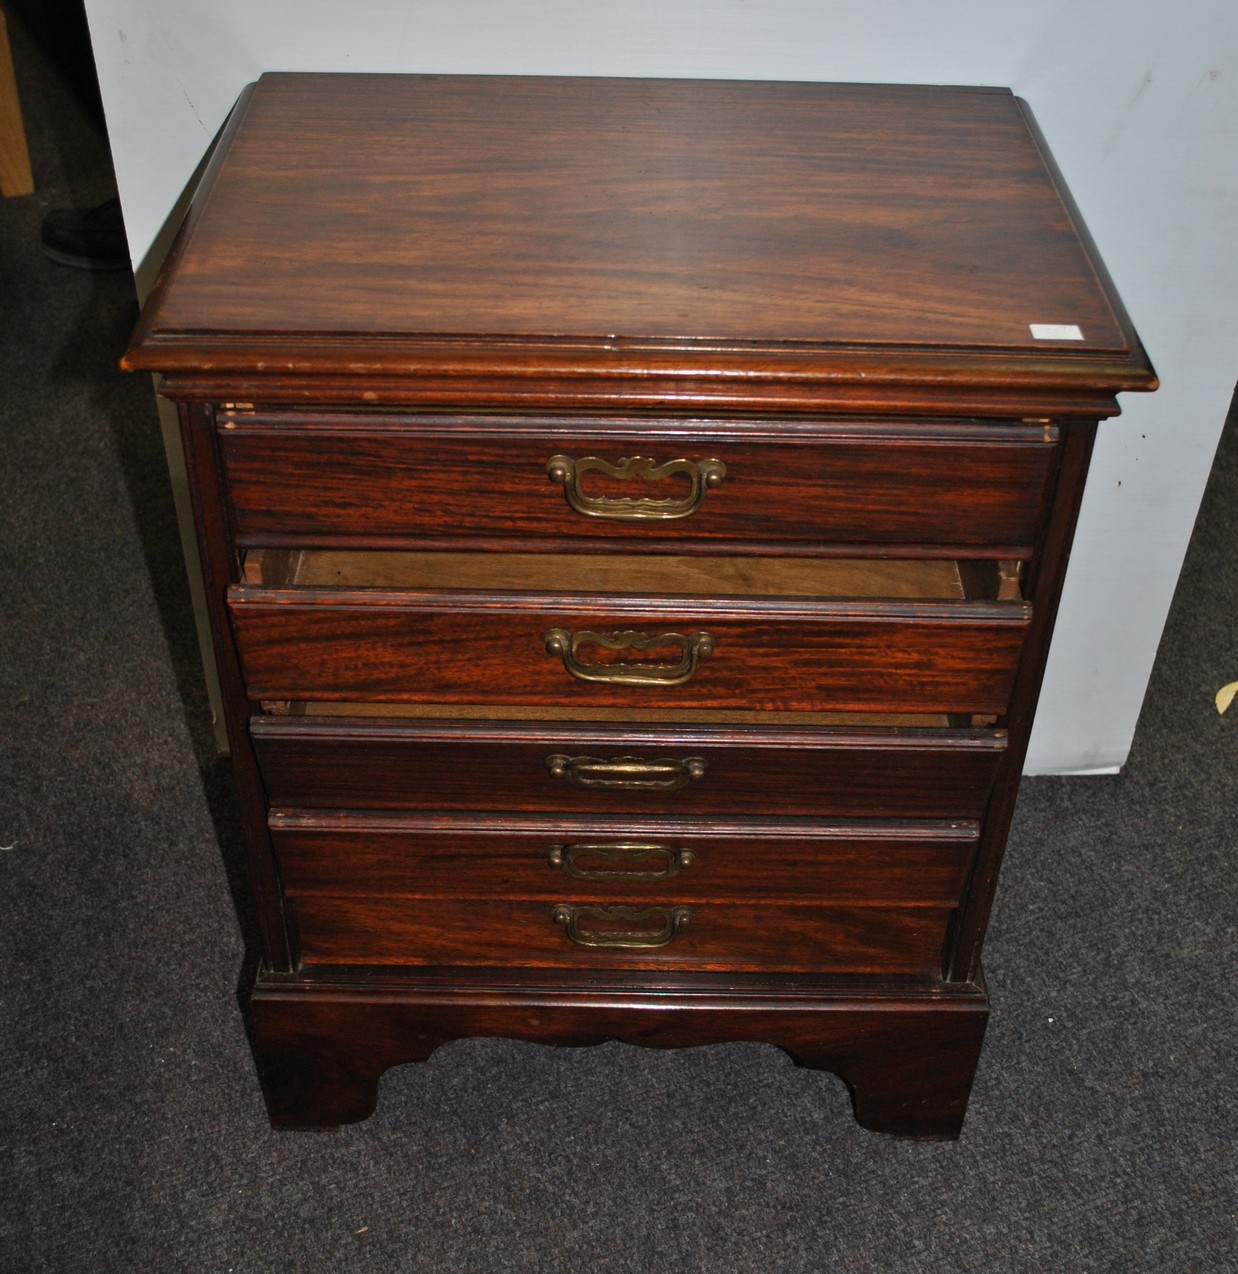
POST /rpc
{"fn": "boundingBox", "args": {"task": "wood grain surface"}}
[270,813,977,904]
[228,589,1029,715]
[251,716,1006,819]
[290,895,956,975]
[124,75,1156,404]
[219,414,1057,553]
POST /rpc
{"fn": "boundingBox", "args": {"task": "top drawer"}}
[216,412,1057,553]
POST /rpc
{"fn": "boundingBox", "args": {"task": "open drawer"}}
[230,551,1029,717]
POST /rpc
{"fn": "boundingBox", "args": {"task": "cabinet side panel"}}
[947,421,1098,980]
[176,400,294,972]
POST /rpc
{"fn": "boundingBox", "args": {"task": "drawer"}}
[269,813,979,903]
[217,412,1057,553]
[280,814,968,976]
[290,896,956,975]
[251,717,1006,820]
[229,586,1028,716]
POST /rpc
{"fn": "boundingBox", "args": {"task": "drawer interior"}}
[243,548,1022,602]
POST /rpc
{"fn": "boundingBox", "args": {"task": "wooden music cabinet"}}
[125,74,1155,1136]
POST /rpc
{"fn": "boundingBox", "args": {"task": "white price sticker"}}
[1029,324,1084,341]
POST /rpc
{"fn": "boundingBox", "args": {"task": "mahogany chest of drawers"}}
[125,74,1155,1136]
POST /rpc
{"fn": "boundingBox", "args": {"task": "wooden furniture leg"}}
[0,10,34,197]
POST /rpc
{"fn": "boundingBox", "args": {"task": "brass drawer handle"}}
[548,841,697,881]
[552,903,691,949]
[546,454,726,520]
[546,753,707,791]
[543,628,715,687]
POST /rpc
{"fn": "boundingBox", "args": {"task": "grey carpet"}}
[1,15,1234,1271]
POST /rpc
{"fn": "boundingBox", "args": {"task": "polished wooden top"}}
[126,74,1155,402]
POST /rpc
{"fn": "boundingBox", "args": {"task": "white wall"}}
[85,0,1238,773]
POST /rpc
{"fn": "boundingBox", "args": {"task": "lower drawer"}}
[253,717,1006,819]
[288,895,956,976]
[269,813,978,902]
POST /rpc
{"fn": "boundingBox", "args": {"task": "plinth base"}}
[249,973,989,1139]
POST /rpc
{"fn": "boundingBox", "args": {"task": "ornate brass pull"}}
[548,841,697,881]
[546,753,707,791]
[543,629,715,687]
[551,903,691,949]
[546,454,726,520]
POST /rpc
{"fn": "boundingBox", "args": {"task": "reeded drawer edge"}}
[268,809,982,835]
[252,964,990,998]
[251,714,1008,750]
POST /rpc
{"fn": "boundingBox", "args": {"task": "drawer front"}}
[290,895,955,975]
[270,814,978,903]
[229,590,1028,716]
[218,413,1056,552]
[252,718,1006,820]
